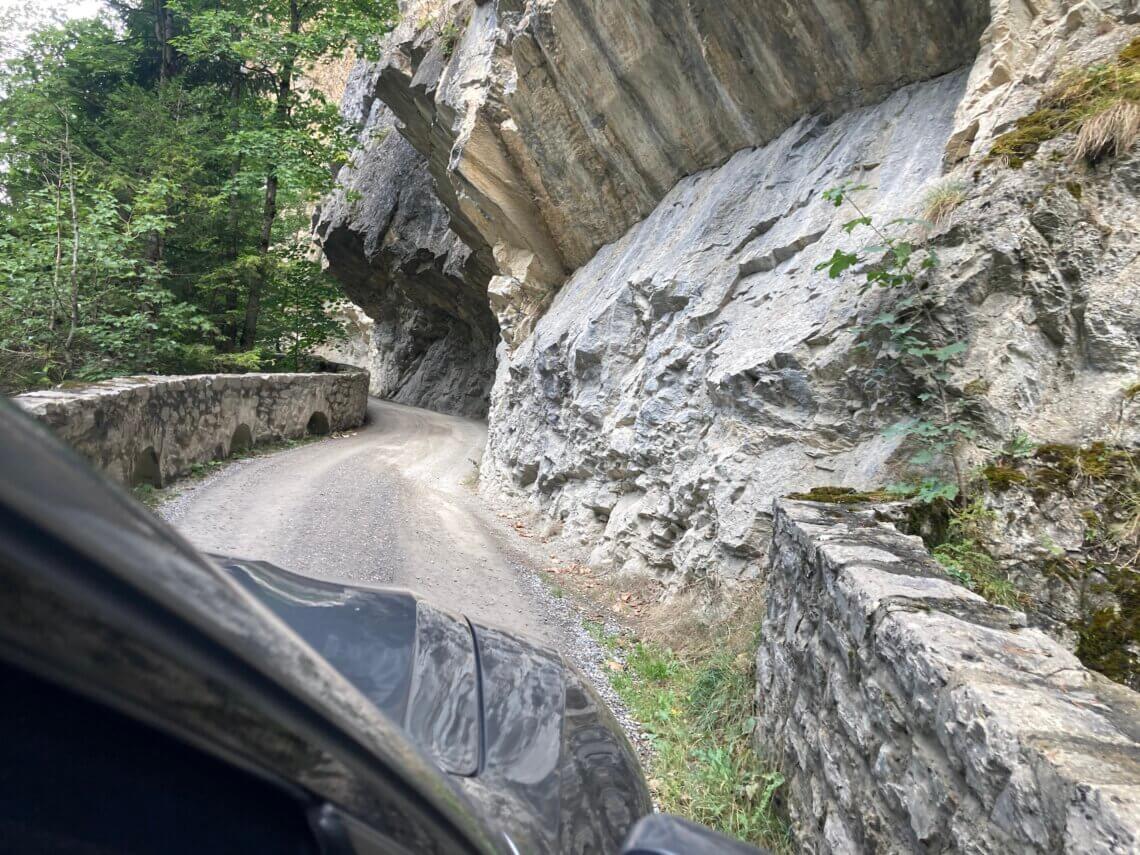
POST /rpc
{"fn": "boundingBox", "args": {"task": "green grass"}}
[989,37,1140,167]
[931,499,1025,609]
[590,623,791,851]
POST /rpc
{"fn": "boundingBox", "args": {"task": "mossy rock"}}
[981,463,1028,492]
[785,486,901,505]
[1075,563,1140,691]
[988,37,1140,168]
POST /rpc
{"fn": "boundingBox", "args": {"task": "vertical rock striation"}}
[362,0,990,342]
[316,65,498,417]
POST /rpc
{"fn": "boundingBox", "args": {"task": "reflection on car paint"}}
[223,559,480,776]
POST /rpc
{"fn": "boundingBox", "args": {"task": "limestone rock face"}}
[481,72,972,581]
[324,0,1140,584]
[481,9,1140,584]
[366,0,990,342]
[316,71,497,418]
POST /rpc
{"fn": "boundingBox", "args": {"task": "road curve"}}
[161,398,562,644]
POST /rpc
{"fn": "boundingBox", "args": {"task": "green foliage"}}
[932,500,1024,608]
[599,627,790,850]
[0,0,395,393]
[817,183,973,502]
[439,20,461,58]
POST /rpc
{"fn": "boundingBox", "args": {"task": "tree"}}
[171,0,395,347]
[0,0,395,393]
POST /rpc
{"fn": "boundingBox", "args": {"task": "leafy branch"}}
[817,182,974,503]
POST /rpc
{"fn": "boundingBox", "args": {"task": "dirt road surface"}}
[161,398,565,644]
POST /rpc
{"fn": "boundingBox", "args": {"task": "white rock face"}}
[480,72,970,581]
[323,1,1140,585]
[368,0,990,342]
[480,9,1140,585]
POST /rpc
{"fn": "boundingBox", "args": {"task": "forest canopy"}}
[0,0,396,393]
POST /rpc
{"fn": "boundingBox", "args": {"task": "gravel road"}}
[159,398,641,742]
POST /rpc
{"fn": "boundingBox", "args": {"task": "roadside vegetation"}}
[0,0,397,394]
[582,610,791,852]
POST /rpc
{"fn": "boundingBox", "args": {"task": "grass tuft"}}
[597,624,791,851]
[1072,99,1140,163]
[932,499,1026,608]
[989,37,1140,167]
[921,180,967,226]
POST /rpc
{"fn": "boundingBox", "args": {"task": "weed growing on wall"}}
[817,183,974,502]
[989,37,1140,167]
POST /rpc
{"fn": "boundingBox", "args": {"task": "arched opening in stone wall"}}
[306,411,331,436]
[230,423,253,455]
[131,446,162,487]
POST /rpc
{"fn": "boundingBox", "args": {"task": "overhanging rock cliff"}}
[316,63,498,418]
[363,0,990,343]
[321,0,1140,587]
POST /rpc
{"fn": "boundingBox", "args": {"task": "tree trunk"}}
[49,146,64,334]
[217,58,244,348]
[153,0,175,84]
[240,0,300,350]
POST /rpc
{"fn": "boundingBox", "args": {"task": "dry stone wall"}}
[13,371,368,487]
[757,500,1140,853]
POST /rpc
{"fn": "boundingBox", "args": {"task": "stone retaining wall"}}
[756,500,1140,853]
[13,370,369,487]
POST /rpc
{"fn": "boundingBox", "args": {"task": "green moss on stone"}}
[981,464,1029,492]
[785,486,901,504]
[1075,564,1140,691]
[988,37,1140,168]
[1030,442,1134,488]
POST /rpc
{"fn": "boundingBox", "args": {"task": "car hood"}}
[217,556,651,853]
[218,557,481,777]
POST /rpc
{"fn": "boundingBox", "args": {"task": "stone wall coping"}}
[14,370,366,410]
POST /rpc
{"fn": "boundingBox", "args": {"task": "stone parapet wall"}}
[756,500,1140,853]
[13,370,369,487]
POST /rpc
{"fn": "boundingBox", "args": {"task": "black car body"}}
[219,557,650,853]
[0,400,765,854]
